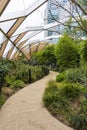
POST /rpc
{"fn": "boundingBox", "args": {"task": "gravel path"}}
[0,71,73,130]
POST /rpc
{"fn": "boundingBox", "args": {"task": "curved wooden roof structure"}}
[0,0,49,60]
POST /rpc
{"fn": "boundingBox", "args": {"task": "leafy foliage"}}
[43,80,59,107]
[69,114,87,130]
[43,80,87,129]
[31,66,49,82]
[31,51,43,65]
[5,75,16,86]
[43,80,70,115]
[0,58,16,91]
[0,67,6,84]
[80,40,87,62]
[0,57,49,108]
[60,83,82,101]
[0,93,6,108]
[41,66,49,76]
[55,34,79,71]
[65,66,87,86]
[56,73,65,82]
[80,99,87,115]
[10,80,25,89]
[0,58,16,74]
[31,45,57,68]
[15,64,29,83]
[65,68,80,83]
[41,45,57,67]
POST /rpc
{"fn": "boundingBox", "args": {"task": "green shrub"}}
[43,74,87,130]
[47,97,70,115]
[15,65,49,83]
[0,58,16,73]
[47,80,58,89]
[56,73,65,82]
[10,80,25,89]
[41,66,49,75]
[31,66,44,82]
[67,66,87,85]
[65,68,80,83]
[5,75,16,86]
[16,65,29,83]
[43,80,58,107]
[31,66,49,82]
[79,65,87,86]
[31,45,57,67]
[80,40,87,63]
[0,58,49,86]
[60,83,82,101]
[55,33,79,71]
[0,93,6,108]
[69,114,87,130]
[81,87,87,94]
[0,58,16,90]
[43,80,70,115]
[0,66,7,91]
[65,67,87,86]
[43,79,87,129]
[80,99,87,115]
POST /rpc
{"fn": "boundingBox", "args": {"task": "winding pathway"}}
[0,71,73,130]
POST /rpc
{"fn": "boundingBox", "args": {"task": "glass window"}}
[0,32,7,44]
[3,41,13,57]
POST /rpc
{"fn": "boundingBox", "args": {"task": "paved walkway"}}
[0,71,73,130]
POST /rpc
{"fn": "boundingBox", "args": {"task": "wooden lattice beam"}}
[7,17,25,37]
[0,40,8,57]
[0,0,10,16]
[6,47,14,58]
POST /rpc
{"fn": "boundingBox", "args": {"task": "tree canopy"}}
[55,34,79,71]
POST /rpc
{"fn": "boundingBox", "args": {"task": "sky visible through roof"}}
[1,0,46,41]
[0,0,48,60]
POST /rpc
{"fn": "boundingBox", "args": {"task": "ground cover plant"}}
[43,35,87,130]
[0,58,49,108]
[43,80,87,130]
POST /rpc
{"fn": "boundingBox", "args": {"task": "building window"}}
[63,0,68,3]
